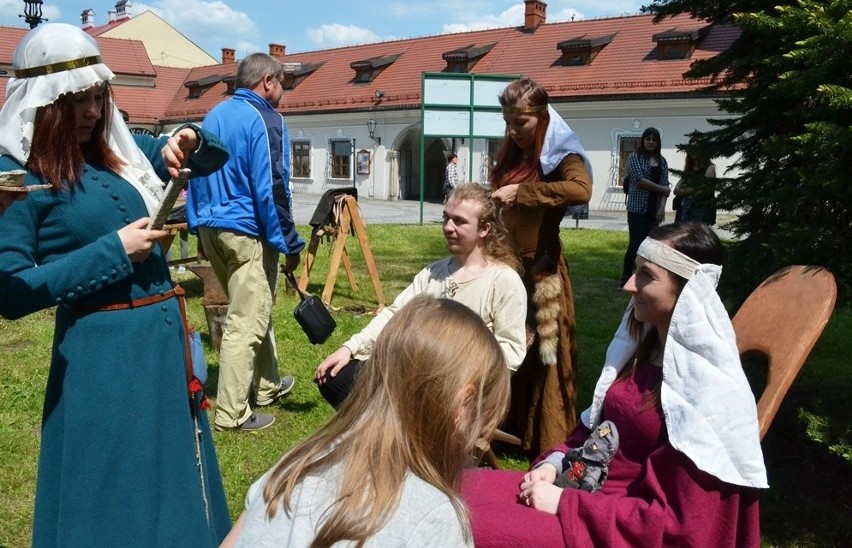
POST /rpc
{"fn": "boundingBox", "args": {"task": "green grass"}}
[0,225,849,546]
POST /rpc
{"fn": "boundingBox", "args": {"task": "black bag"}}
[284,271,336,344]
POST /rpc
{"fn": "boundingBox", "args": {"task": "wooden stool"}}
[188,263,228,352]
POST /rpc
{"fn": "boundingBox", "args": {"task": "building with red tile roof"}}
[0,1,739,208]
[81,1,216,68]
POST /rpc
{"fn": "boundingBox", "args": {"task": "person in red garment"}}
[462,222,768,547]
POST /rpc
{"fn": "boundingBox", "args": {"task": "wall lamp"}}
[20,0,47,28]
[367,118,381,145]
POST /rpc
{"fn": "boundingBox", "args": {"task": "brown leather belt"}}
[69,286,182,312]
[68,285,195,404]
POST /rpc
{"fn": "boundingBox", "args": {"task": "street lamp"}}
[20,0,47,29]
[367,118,381,145]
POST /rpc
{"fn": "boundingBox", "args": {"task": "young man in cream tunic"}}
[315,183,527,407]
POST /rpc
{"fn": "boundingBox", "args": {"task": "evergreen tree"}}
[646,0,852,303]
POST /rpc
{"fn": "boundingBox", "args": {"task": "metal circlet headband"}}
[14,55,104,79]
[502,104,547,115]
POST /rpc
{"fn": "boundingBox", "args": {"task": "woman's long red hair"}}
[489,78,550,189]
[27,84,125,188]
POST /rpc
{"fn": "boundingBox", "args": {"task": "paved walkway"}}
[293,195,737,240]
[292,194,630,231]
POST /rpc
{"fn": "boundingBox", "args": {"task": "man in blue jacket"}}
[187,53,305,432]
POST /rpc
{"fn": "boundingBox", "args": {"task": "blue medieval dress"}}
[0,132,232,546]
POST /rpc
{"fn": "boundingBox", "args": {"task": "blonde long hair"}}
[449,183,522,273]
[262,296,511,546]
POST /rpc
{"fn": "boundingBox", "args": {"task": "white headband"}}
[637,238,701,280]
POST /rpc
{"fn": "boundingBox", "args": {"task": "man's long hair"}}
[449,183,521,273]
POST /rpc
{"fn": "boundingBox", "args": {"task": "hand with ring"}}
[518,480,563,515]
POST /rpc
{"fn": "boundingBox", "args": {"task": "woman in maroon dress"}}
[463,222,767,547]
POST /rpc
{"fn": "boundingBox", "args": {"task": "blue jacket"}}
[187,88,304,255]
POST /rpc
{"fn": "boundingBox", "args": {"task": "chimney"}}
[114,0,131,21]
[222,48,236,64]
[107,10,116,23]
[269,43,286,60]
[80,9,95,29]
[523,0,547,32]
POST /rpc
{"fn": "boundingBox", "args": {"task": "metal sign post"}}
[418,73,519,224]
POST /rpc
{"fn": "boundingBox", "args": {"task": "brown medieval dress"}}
[501,153,592,454]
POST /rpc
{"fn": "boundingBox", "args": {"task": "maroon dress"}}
[463,362,761,547]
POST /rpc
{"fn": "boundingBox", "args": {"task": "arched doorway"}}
[393,129,450,201]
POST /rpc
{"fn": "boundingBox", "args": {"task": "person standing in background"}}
[489,78,592,455]
[621,127,670,286]
[187,53,304,432]
[444,153,459,201]
[673,136,717,225]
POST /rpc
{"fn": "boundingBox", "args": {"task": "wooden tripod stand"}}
[298,194,385,310]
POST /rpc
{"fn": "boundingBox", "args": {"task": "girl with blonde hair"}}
[223,295,512,547]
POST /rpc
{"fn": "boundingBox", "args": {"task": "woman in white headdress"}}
[489,78,592,455]
[0,23,232,545]
[462,222,767,547]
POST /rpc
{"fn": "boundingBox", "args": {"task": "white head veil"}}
[0,23,163,214]
[539,105,592,178]
[580,236,768,489]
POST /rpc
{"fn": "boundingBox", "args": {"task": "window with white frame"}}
[292,140,311,179]
[328,139,353,180]
[618,135,641,182]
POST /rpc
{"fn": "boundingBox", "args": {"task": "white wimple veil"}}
[0,23,163,215]
[580,237,768,489]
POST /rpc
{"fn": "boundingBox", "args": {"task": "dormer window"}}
[442,43,495,73]
[652,26,709,60]
[223,75,236,95]
[281,61,325,90]
[184,74,228,99]
[350,54,401,84]
[556,34,614,66]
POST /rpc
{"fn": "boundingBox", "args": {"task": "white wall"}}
[244,96,739,208]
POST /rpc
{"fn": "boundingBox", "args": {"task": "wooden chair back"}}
[731,265,837,440]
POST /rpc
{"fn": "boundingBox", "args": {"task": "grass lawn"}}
[0,225,849,546]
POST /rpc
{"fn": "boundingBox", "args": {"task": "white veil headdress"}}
[580,237,768,488]
[539,105,592,179]
[0,23,163,214]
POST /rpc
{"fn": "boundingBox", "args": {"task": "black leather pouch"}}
[285,271,336,344]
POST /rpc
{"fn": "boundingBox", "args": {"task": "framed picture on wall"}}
[356,149,370,175]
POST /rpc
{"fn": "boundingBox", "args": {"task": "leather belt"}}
[68,285,195,410]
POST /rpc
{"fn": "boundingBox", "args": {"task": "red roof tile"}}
[0,26,155,78]
[84,17,131,36]
[2,14,739,125]
[157,14,737,120]
[113,66,190,124]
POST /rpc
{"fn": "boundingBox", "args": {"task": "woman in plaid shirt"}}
[621,128,670,286]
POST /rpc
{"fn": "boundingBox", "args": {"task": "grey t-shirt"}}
[234,463,472,547]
